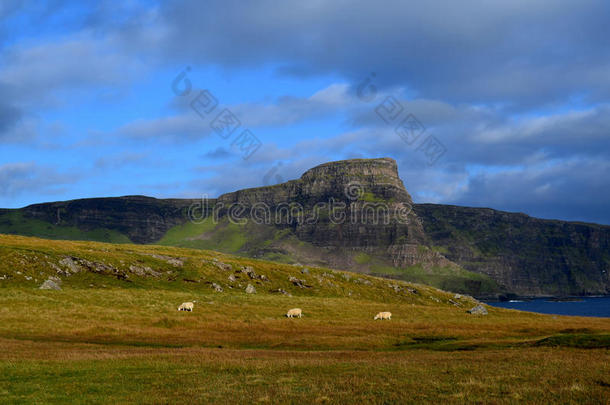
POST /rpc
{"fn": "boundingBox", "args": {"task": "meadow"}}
[0,235,608,404]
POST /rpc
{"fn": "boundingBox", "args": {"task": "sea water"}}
[486,296,610,317]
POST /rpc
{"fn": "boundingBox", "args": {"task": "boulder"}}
[467,304,488,315]
[289,276,310,288]
[214,260,232,271]
[245,284,256,294]
[39,278,61,290]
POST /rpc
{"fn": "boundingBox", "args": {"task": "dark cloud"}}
[448,158,610,225]
[1,1,609,225]
[0,101,22,134]
[158,0,610,108]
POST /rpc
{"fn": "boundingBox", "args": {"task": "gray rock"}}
[39,278,61,290]
[245,284,256,294]
[270,288,291,296]
[214,261,232,271]
[467,304,488,315]
[59,257,80,274]
[211,282,223,292]
[242,266,258,279]
[448,299,461,307]
[389,284,402,293]
[301,268,309,274]
[228,274,236,282]
[289,276,310,288]
[129,265,161,277]
[147,254,184,267]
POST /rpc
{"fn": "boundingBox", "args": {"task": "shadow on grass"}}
[532,333,610,349]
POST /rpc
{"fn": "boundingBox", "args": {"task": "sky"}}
[1,0,609,225]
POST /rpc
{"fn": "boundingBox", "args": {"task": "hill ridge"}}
[0,157,608,298]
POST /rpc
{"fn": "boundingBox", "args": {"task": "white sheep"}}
[286,308,302,318]
[374,311,392,320]
[178,301,196,311]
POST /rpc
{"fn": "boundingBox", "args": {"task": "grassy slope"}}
[0,234,609,403]
[158,218,501,295]
[0,210,131,243]
[0,205,499,296]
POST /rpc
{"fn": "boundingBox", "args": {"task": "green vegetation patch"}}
[159,218,247,253]
[371,263,500,295]
[354,252,372,264]
[0,211,131,243]
[533,333,610,349]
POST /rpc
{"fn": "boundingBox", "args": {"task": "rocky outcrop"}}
[217,158,427,249]
[414,203,610,297]
[386,244,457,268]
[2,158,609,297]
[467,304,488,315]
[20,196,197,243]
[39,278,61,290]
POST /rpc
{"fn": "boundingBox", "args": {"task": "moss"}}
[359,192,387,203]
[354,252,372,264]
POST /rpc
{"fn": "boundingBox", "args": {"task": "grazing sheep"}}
[374,311,392,320]
[286,308,302,318]
[178,301,196,311]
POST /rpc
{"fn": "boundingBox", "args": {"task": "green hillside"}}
[0,234,609,403]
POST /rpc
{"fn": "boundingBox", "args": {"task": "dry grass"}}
[0,234,609,403]
[1,338,608,404]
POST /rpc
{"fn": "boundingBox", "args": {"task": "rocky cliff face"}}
[19,196,196,243]
[1,158,608,297]
[217,158,427,249]
[414,204,610,296]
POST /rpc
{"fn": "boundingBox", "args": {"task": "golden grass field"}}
[0,234,609,404]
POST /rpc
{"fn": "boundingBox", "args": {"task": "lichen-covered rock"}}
[148,254,184,267]
[467,304,488,315]
[289,276,310,288]
[129,265,161,277]
[39,278,61,290]
[214,260,232,271]
[59,257,80,274]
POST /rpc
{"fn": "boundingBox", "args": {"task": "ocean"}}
[486,296,610,317]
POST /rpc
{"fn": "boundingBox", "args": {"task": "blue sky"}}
[1,0,609,225]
